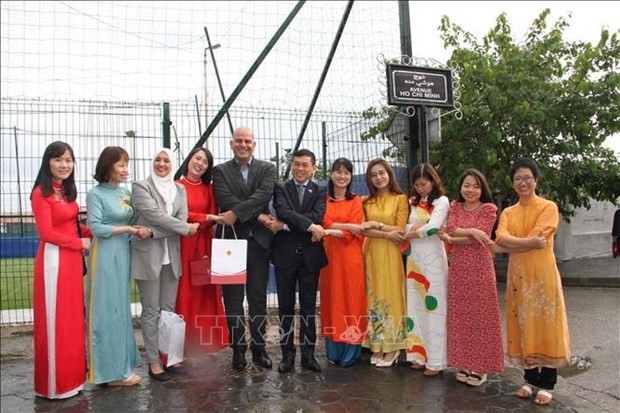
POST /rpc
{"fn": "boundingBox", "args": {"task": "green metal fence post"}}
[322,122,327,178]
[162,102,171,149]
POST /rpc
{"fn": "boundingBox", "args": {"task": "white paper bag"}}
[158,310,185,367]
[210,227,247,284]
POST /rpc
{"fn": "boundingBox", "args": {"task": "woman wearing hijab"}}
[130,148,199,382]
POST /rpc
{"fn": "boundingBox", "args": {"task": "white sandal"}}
[514,384,535,399]
[534,389,553,406]
[466,373,487,386]
[455,370,469,383]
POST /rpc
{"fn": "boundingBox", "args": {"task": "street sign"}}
[386,64,453,108]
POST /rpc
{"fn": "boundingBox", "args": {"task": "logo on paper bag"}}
[211,239,248,283]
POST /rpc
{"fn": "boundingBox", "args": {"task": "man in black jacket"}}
[213,126,276,371]
[269,149,328,373]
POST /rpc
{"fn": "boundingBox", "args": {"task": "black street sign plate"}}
[386,64,453,108]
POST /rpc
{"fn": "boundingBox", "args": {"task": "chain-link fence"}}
[0,97,406,325]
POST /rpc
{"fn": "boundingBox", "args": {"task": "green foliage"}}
[364,9,620,219]
[360,106,397,141]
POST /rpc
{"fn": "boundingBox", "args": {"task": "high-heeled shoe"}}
[148,364,172,382]
[375,351,399,367]
[370,352,383,365]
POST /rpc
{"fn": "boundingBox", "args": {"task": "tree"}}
[436,10,620,218]
[364,10,620,219]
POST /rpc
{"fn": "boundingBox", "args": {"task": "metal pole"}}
[398,0,419,172]
[275,141,280,182]
[162,102,171,149]
[419,106,429,163]
[322,122,327,179]
[175,1,306,179]
[284,0,353,178]
[204,27,233,136]
[194,95,202,141]
[13,126,24,237]
[203,48,209,132]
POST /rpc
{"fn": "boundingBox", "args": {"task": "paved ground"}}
[1,257,619,413]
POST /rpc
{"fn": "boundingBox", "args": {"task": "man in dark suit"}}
[269,149,328,373]
[213,126,276,371]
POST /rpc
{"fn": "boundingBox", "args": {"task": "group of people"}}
[30,127,571,407]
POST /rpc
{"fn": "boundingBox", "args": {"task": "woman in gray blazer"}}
[131,148,199,381]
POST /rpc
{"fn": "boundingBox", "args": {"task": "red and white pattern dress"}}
[446,202,504,374]
[32,182,88,399]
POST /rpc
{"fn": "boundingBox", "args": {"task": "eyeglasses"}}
[513,175,534,184]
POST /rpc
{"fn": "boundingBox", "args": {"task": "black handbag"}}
[76,217,88,276]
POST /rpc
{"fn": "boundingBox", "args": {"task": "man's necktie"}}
[240,164,248,185]
[297,184,305,205]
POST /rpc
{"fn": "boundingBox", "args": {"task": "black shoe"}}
[232,350,247,371]
[164,364,186,375]
[301,357,322,372]
[148,365,172,382]
[252,351,273,369]
[278,358,295,373]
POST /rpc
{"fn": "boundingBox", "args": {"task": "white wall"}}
[555,200,618,260]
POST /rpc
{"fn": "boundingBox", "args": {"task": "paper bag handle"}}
[219,224,238,240]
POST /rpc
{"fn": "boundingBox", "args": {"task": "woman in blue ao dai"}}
[86,147,147,386]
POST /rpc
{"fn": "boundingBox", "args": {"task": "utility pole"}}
[398,0,419,168]
[204,43,221,132]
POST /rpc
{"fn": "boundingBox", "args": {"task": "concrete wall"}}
[555,200,618,260]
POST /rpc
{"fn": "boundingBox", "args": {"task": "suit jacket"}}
[212,158,276,249]
[130,177,189,280]
[270,179,328,271]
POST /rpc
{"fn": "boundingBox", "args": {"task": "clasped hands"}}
[258,213,326,243]
[129,225,153,240]
[361,221,406,244]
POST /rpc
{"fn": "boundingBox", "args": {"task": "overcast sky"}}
[1,1,618,215]
[407,1,619,156]
[1,1,618,155]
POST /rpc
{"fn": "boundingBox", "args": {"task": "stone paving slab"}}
[1,351,581,413]
[2,284,619,412]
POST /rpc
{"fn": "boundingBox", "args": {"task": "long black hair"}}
[180,147,214,184]
[30,141,77,201]
[409,163,445,207]
[363,158,403,204]
[328,157,355,200]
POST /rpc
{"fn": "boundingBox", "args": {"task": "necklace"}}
[184,176,202,186]
[52,184,64,202]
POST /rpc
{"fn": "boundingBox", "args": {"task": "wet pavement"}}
[2,258,619,412]
[1,347,581,413]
